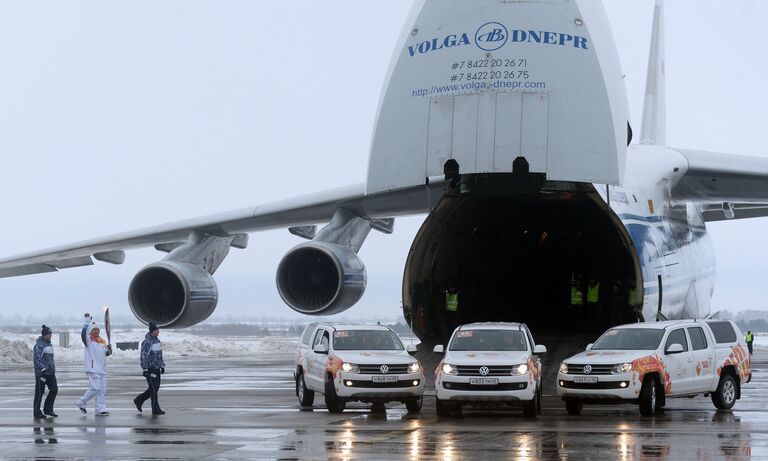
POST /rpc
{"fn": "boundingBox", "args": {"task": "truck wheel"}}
[324,376,346,414]
[297,372,315,407]
[405,397,423,414]
[565,399,583,416]
[712,374,737,410]
[639,376,658,416]
[436,398,452,417]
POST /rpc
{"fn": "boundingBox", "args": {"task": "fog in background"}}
[0,1,766,326]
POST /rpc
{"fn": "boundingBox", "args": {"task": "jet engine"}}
[276,241,366,316]
[128,261,219,328]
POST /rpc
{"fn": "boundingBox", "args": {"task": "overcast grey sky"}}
[0,0,766,323]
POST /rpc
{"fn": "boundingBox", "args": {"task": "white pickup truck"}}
[294,323,424,413]
[433,322,547,417]
[557,320,752,416]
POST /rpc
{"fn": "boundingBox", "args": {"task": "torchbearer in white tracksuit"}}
[76,318,112,416]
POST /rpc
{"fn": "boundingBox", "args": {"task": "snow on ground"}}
[0,329,298,366]
[754,333,767,351]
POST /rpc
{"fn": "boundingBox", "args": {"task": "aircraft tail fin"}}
[640,0,667,146]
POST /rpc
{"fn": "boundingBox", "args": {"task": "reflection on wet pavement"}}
[0,354,765,459]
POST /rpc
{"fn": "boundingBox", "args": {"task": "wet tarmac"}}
[0,352,765,460]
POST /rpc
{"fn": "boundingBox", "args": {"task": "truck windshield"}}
[333,330,404,351]
[592,329,665,351]
[449,330,528,352]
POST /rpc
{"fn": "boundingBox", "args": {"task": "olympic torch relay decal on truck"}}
[631,355,672,394]
[558,320,751,416]
[717,345,751,382]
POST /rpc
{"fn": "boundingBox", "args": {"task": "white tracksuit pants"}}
[78,372,108,412]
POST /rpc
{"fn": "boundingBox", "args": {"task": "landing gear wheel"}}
[565,399,583,416]
[297,373,314,407]
[405,397,423,414]
[712,374,737,410]
[436,398,453,417]
[639,376,658,416]
[523,395,538,418]
[324,377,346,414]
[371,403,386,413]
[537,388,543,415]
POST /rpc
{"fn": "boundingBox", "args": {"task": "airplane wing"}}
[0,181,446,278]
[674,149,768,222]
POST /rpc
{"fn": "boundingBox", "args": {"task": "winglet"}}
[640,0,667,146]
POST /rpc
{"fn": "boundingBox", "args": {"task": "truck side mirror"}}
[586,343,594,351]
[534,345,547,354]
[313,343,329,354]
[665,343,684,355]
[433,345,445,354]
[406,344,418,355]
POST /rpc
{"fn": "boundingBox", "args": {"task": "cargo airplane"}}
[1,0,765,343]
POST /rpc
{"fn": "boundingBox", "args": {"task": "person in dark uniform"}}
[133,322,166,415]
[608,282,627,328]
[33,325,58,419]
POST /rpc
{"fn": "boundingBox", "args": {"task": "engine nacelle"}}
[128,261,218,328]
[276,242,366,316]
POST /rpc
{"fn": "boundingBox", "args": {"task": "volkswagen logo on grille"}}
[583,365,593,375]
[479,366,490,376]
[380,365,389,374]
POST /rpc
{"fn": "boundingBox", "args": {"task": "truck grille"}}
[358,364,409,374]
[566,364,613,375]
[457,366,515,376]
[559,380,628,390]
[443,382,528,391]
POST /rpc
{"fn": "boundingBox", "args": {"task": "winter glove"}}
[160,368,165,375]
[106,345,113,357]
[142,370,150,378]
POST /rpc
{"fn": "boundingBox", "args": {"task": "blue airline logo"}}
[475,22,508,51]
[407,21,589,57]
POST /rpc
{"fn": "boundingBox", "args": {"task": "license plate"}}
[469,378,499,386]
[574,376,598,384]
[372,376,398,383]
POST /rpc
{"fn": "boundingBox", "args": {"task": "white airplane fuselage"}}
[0,0,737,340]
[602,144,716,323]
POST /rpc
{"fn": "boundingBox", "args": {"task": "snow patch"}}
[0,338,33,364]
[0,330,298,366]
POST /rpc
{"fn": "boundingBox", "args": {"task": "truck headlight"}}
[559,362,569,374]
[408,362,421,374]
[342,363,359,373]
[442,363,458,375]
[512,364,529,375]
[612,362,632,374]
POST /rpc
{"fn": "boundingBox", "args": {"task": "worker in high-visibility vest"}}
[443,287,460,338]
[746,331,754,355]
[571,285,584,306]
[570,280,584,324]
[586,278,601,329]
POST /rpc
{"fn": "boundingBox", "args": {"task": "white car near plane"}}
[557,320,751,416]
[434,323,546,417]
[294,323,424,413]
